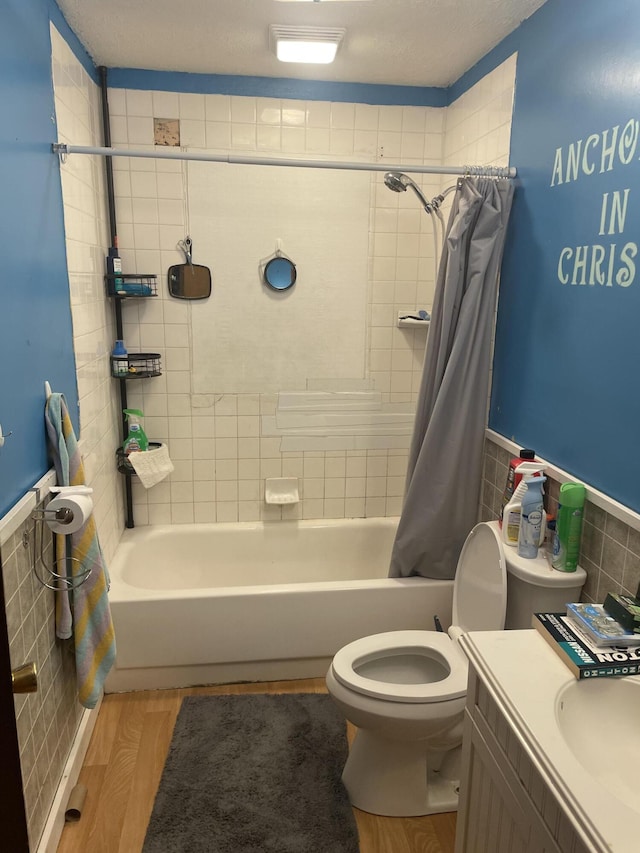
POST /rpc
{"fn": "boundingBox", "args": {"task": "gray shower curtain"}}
[389,177,514,580]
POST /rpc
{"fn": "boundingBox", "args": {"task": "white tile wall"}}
[444,54,516,170]
[53,22,516,529]
[51,26,124,560]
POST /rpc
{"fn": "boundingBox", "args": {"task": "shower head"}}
[384,171,410,193]
[383,171,432,212]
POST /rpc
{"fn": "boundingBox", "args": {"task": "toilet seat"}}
[330,523,507,706]
[331,630,468,704]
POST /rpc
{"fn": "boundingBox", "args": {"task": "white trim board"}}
[0,469,57,547]
[36,697,102,853]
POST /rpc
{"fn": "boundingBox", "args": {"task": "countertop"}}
[460,629,640,853]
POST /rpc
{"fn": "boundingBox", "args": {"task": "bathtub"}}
[104,517,453,692]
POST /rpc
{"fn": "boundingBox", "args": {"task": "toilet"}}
[325,520,586,817]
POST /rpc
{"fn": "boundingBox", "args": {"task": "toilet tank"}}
[503,545,587,629]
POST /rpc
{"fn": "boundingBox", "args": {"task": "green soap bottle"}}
[551,483,586,572]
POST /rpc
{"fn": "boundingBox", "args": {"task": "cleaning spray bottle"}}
[518,476,547,559]
[123,408,149,455]
[501,463,546,546]
[498,448,537,528]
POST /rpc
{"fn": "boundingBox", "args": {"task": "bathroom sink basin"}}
[556,677,640,814]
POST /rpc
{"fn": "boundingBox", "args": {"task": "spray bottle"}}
[501,463,546,546]
[498,448,537,528]
[518,475,547,559]
[123,408,149,455]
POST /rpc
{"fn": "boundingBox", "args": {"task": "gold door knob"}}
[11,662,38,694]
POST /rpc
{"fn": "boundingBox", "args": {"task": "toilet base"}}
[342,729,460,817]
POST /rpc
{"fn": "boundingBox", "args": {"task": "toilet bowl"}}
[326,520,587,817]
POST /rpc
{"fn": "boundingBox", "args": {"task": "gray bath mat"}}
[142,693,360,853]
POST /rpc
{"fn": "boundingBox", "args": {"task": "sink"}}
[556,677,640,814]
[462,630,640,851]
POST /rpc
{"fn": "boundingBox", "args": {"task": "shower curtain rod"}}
[51,143,516,178]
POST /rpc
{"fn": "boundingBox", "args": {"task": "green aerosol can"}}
[551,483,586,572]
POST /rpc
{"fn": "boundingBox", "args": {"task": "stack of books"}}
[533,605,640,679]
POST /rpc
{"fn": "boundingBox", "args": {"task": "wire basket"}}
[116,442,163,476]
[111,352,161,379]
[105,273,158,298]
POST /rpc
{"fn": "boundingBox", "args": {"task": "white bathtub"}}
[104,517,454,692]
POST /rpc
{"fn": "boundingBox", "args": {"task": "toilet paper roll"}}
[64,782,87,822]
[46,494,93,534]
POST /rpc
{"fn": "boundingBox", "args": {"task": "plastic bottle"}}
[112,340,128,376]
[552,483,586,572]
[502,478,530,546]
[501,463,546,546]
[518,476,547,559]
[123,408,149,455]
[498,449,537,528]
[106,246,124,293]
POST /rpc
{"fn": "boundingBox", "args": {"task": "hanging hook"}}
[177,237,193,265]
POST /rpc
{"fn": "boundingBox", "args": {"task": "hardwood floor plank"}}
[430,812,457,850]
[118,710,173,853]
[81,692,147,853]
[83,696,124,765]
[57,680,456,853]
[56,765,106,853]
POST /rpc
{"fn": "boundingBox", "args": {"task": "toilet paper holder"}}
[31,505,75,526]
[30,486,93,591]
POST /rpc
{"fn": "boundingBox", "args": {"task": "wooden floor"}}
[57,679,456,853]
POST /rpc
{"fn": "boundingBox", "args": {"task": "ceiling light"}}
[269,25,345,64]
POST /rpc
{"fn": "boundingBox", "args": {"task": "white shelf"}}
[397,311,430,329]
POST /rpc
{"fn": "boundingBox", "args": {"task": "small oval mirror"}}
[263,256,296,291]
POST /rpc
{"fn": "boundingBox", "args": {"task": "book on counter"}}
[532,612,640,679]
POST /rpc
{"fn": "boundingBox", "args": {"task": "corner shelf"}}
[106,273,158,298]
[116,442,163,476]
[106,269,162,529]
[397,311,430,329]
[110,352,162,379]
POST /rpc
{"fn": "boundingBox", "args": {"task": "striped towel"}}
[45,393,116,709]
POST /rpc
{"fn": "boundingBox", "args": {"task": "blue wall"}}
[3,0,639,519]
[108,68,448,107]
[0,0,79,518]
[490,0,640,512]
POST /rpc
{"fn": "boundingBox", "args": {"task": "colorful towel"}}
[45,393,116,709]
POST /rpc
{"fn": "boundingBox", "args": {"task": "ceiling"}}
[57,0,548,88]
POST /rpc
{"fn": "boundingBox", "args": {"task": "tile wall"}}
[480,436,640,603]
[2,501,83,849]
[52,25,123,562]
[100,55,517,525]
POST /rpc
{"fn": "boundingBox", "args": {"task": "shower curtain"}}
[389,177,514,580]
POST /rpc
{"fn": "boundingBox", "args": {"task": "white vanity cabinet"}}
[455,631,625,853]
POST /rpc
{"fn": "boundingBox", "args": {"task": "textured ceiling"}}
[57,0,548,88]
